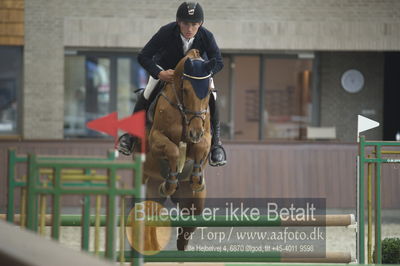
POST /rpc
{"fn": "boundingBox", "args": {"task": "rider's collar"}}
[180,34,195,43]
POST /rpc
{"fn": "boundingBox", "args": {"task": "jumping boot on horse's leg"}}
[117,93,150,155]
[208,94,227,167]
[190,162,205,192]
[159,172,179,197]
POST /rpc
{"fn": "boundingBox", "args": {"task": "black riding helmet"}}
[176,2,204,23]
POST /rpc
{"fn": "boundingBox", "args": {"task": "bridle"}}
[160,76,210,141]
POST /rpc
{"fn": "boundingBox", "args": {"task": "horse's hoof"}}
[177,240,188,251]
[190,179,205,192]
[190,175,205,192]
[177,234,189,251]
[159,182,177,197]
[190,183,205,193]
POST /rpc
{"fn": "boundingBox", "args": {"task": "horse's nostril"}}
[189,129,205,143]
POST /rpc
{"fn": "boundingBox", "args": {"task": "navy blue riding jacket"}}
[137,22,223,79]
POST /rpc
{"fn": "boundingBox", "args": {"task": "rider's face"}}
[178,21,202,39]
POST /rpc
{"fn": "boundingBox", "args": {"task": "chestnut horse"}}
[141,49,215,251]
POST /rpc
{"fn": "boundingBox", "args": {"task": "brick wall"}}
[0,0,24,45]
[23,0,64,139]
[62,0,400,50]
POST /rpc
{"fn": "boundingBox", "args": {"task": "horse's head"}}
[174,49,216,144]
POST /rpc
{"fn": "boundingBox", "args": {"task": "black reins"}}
[160,79,209,141]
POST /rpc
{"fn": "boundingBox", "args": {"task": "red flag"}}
[118,111,146,153]
[86,111,146,154]
[86,112,118,137]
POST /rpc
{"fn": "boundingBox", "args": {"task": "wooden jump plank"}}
[0,220,114,266]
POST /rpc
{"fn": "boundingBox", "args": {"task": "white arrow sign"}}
[357,115,379,141]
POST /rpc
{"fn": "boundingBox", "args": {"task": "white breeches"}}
[143,76,217,100]
[143,76,160,100]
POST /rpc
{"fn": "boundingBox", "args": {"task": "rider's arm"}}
[204,31,224,76]
[137,27,166,79]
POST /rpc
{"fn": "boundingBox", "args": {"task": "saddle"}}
[136,80,166,129]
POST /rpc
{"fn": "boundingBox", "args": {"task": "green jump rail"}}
[6,148,117,251]
[7,149,144,265]
[7,148,117,222]
[25,154,144,262]
[96,250,352,264]
[6,214,353,227]
[358,136,400,264]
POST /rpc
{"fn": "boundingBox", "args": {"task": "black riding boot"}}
[209,94,227,166]
[117,93,150,155]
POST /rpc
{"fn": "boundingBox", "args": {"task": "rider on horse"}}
[118,1,227,167]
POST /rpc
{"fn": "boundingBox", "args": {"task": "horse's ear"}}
[205,58,216,74]
[174,56,189,80]
[184,58,194,72]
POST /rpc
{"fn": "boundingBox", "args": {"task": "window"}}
[64,51,315,141]
[64,52,148,138]
[0,46,22,135]
[233,55,260,141]
[215,53,315,141]
[263,57,313,140]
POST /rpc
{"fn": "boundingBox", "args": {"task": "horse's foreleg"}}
[177,226,196,250]
[189,137,210,192]
[190,161,205,192]
[171,184,206,251]
[144,179,168,252]
[150,130,180,196]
